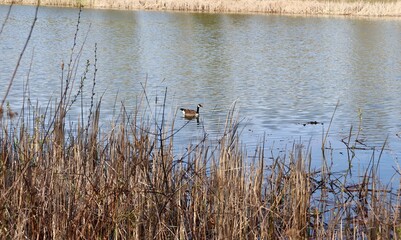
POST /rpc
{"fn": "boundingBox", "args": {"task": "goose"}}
[180,104,203,118]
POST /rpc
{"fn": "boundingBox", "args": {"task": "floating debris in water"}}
[299,121,323,126]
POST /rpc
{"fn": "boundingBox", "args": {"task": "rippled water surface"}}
[1,5,401,181]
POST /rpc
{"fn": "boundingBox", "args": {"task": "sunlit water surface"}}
[1,5,401,183]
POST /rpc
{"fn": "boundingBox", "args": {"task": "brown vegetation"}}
[1,84,401,238]
[2,0,401,17]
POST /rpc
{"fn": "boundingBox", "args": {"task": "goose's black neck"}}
[196,105,200,113]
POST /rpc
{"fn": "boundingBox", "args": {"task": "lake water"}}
[1,5,401,182]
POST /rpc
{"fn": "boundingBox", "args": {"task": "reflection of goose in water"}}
[180,104,203,119]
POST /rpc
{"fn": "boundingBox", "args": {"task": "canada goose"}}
[180,104,203,118]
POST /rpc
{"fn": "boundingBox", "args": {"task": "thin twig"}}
[1,1,39,108]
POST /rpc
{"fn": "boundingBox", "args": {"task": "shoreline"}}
[1,0,401,17]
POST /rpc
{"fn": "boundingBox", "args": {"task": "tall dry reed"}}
[2,78,401,239]
[2,91,401,239]
[1,58,401,238]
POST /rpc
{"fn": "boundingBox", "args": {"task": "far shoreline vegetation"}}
[1,0,401,17]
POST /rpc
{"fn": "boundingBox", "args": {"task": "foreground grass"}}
[0,91,401,239]
[1,0,401,17]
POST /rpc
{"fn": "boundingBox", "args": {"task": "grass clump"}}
[1,82,401,238]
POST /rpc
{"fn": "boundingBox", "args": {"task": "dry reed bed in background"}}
[2,0,401,16]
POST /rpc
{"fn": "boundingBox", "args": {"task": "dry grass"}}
[1,90,401,239]
[1,57,401,238]
[2,0,401,16]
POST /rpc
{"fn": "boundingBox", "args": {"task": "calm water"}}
[1,5,401,181]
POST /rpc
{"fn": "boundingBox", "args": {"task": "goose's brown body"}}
[180,104,203,118]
